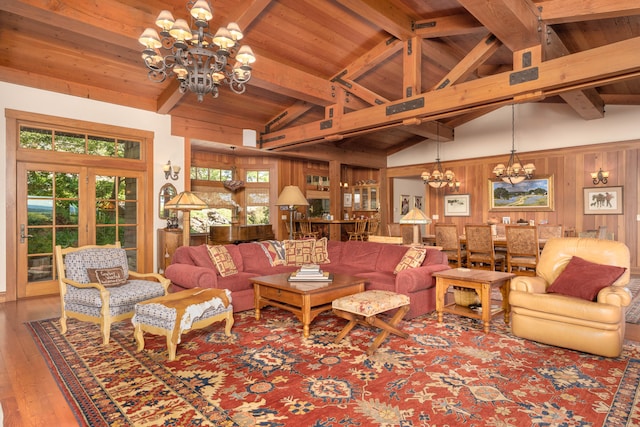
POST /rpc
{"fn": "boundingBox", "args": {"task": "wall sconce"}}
[590,168,609,185]
[448,179,461,192]
[163,160,181,180]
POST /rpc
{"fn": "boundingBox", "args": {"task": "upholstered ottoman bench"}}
[132,288,233,361]
[332,290,410,355]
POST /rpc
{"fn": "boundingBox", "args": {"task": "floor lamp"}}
[165,191,208,247]
[400,207,432,245]
[276,185,309,240]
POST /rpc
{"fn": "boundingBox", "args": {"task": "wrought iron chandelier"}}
[492,105,535,185]
[138,0,256,102]
[421,122,456,189]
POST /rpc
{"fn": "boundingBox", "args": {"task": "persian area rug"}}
[29,308,640,427]
[625,278,640,324]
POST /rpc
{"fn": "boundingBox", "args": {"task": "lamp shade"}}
[165,191,207,210]
[276,186,309,207]
[400,207,432,225]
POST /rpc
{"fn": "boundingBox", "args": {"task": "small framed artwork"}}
[444,194,471,217]
[343,193,352,208]
[502,217,511,224]
[413,196,423,210]
[400,194,410,215]
[583,186,623,215]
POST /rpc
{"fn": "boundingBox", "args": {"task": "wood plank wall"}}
[387,139,640,271]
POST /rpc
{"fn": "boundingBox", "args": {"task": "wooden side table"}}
[433,269,515,333]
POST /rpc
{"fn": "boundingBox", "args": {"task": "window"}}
[190,167,232,181]
[20,126,141,159]
[246,170,270,182]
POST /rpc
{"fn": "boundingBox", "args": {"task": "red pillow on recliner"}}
[547,256,626,301]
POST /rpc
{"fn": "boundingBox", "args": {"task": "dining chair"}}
[537,224,564,239]
[435,223,466,268]
[298,220,319,239]
[465,224,505,271]
[505,225,539,276]
[365,216,381,240]
[348,219,368,241]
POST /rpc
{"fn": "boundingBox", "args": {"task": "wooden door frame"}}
[4,109,155,302]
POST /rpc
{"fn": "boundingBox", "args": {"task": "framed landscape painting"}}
[444,194,470,216]
[583,186,623,215]
[489,175,554,211]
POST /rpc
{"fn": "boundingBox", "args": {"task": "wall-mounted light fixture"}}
[163,160,181,180]
[591,167,609,185]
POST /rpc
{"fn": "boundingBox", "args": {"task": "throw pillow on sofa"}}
[256,240,287,266]
[313,237,331,264]
[393,246,427,274]
[547,255,626,301]
[207,245,238,277]
[283,239,316,266]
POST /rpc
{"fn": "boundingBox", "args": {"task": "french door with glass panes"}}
[16,163,144,298]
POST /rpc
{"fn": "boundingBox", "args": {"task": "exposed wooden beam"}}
[250,54,335,106]
[432,33,502,90]
[543,24,604,119]
[414,13,485,38]
[265,101,314,133]
[458,0,541,52]
[403,36,422,98]
[335,0,415,40]
[538,0,640,25]
[337,37,404,81]
[261,36,640,150]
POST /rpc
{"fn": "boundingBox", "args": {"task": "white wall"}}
[388,103,640,168]
[0,82,185,293]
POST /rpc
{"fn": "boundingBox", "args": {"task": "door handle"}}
[20,224,33,243]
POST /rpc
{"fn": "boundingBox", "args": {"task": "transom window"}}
[19,126,141,159]
[190,167,233,181]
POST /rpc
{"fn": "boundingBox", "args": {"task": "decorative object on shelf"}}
[223,166,245,192]
[400,207,432,245]
[163,160,181,180]
[138,0,256,102]
[165,191,208,247]
[276,185,309,240]
[421,122,456,189]
[591,168,609,185]
[492,105,535,185]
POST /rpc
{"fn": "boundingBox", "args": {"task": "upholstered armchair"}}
[509,237,631,357]
[55,243,170,345]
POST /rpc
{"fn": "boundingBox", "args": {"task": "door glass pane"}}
[120,226,138,249]
[28,255,53,282]
[28,171,53,196]
[118,201,137,223]
[370,188,377,210]
[56,227,78,247]
[28,198,53,226]
[96,226,116,245]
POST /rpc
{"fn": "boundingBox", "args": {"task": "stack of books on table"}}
[288,264,333,281]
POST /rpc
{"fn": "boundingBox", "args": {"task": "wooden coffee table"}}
[433,268,515,333]
[251,272,366,337]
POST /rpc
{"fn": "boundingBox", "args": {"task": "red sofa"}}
[165,240,449,319]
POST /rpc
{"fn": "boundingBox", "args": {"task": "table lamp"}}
[400,207,432,245]
[165,191,208,247]
[276,185,309,240]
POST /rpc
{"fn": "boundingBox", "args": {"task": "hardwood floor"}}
[1,293,639,426]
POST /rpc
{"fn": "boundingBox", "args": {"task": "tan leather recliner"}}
[509,237,631,357]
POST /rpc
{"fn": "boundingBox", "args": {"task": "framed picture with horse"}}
[583,186,623,215]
